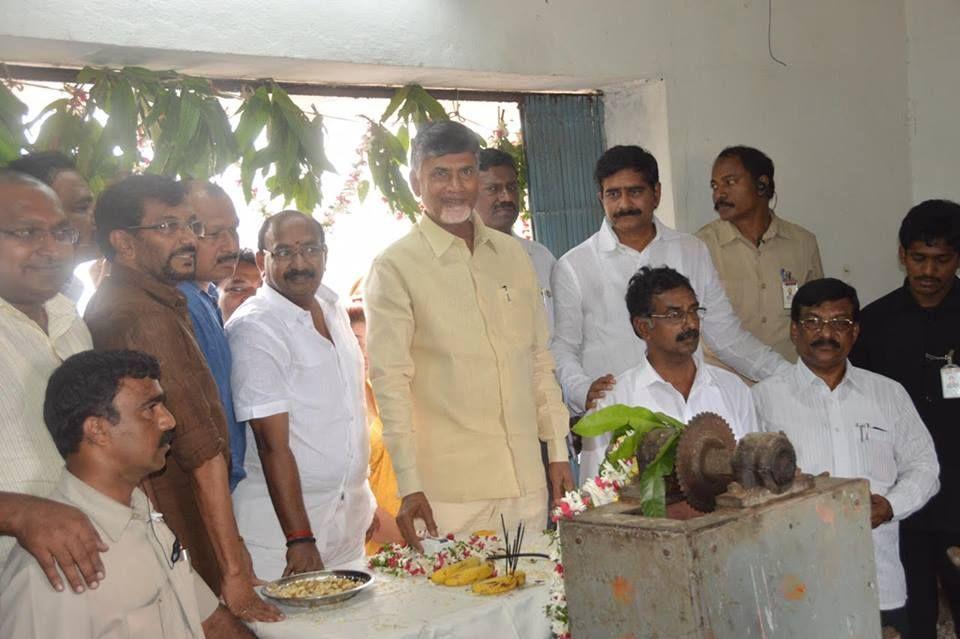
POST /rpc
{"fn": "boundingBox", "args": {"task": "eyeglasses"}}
[126,219,205,237]
[263,244,326,262]
[647,307,707,325]
[0,226,80,245]
[798,317,856,333]
[198,225,239,242]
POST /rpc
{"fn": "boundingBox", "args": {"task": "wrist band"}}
[285,529,313,542]
[286,536,317,548]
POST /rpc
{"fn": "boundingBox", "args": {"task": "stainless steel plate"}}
[262,569,375,607]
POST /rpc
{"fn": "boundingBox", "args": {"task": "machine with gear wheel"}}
[561,413,882,639]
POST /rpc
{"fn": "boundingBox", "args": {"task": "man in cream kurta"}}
[365,122,571,546]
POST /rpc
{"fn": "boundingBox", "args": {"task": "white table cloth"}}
[249,559,553,639]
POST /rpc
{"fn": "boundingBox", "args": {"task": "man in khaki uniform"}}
[696,146,823,369]
[0,350,253,638]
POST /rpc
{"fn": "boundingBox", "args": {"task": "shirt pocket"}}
[860,426,898,490]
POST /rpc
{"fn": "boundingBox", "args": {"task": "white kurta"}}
[226,284,375,578]
[550,217,788,416]
[583,356,758,483]
[752,360,940,610]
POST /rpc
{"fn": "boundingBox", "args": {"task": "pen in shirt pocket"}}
[854,423,888,442]
[501,285,512,302]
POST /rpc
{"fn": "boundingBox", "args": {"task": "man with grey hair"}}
[365,121,572,550]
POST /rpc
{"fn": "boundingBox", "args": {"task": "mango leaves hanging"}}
[4,66,333,210]
[235,83,335,212]
[364,84,450,222]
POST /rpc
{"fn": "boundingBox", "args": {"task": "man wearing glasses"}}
[587,266,758,478]
[752,277,939,637]
[0,349,254,638]
[0,170,109,595]
[225,210,375,580]
[175,181,246,491]
[84,175,281,623]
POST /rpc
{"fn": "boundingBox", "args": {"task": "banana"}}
[471,571,526,595]
[470,529,498,537]
[443,562,495,586]
[429,557,481,585]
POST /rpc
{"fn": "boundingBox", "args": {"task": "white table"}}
[249,558,553,639]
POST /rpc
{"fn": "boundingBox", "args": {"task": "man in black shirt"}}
[851,199,960,638]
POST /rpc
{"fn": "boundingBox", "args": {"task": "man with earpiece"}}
[696,146,823,376]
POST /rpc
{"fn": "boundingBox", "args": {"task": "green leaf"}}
[380,85,411,123]
[25,98,70,129]
[573,404,660,438]
[234,86,270,152]
[357,179,370,203]
[636,430,681,517]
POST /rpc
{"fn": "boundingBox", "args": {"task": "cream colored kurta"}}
[365,213,568,510]
[0,293,91,563]
[696,214,823,365]
[0,471,219,638]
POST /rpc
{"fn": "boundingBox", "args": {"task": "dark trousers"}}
[902,528,960,638]
[882,606,910,638]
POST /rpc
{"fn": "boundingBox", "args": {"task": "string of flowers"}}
[546,457,638,639]
[368,533,500,578]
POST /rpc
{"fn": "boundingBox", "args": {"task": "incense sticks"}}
[499,515,526,575]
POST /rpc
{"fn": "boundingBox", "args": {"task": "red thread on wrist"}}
[285,529,313,542]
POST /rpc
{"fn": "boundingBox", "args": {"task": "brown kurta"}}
[84,262,228,593]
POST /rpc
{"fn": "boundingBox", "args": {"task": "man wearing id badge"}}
[697,146,823,371]
[851,199,960,638]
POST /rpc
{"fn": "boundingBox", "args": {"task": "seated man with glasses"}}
[752,277,939,637]
[225,211,376,580]
[585,266,758,482]
[0,349,254,638]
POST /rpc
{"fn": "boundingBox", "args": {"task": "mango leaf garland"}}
[0,82,29,163]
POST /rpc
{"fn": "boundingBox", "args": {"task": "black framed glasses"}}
[126,219,205,237]
[647,307,707,325]
[798,317,856,333]
[0,226,80,245]
[263,244,326,262]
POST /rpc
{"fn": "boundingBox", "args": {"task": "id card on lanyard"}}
[928,349,960,399]
[780,269,798,309]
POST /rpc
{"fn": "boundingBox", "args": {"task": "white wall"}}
[0,0,917,303]
[905,0,960,206]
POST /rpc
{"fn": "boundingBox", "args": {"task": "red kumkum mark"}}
[612,576,634,604]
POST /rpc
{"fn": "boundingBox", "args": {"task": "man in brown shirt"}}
[84,175,282,623]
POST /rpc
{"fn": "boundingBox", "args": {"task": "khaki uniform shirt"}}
[365,214,569,503]
[84,263,228,591]
[0,471,219,638]
[0,293,91,564]
[696,215,823,368]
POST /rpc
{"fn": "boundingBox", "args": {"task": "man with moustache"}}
[696,146,823,366]
[84,175,281,623]
[0,170,109,595]
[176,182,246,491]
[850,200,960,637]
[0,350,255,638]
[754,278,939,637]
[217,249,261,323]
[551,145,787,481]
[591,266,757,457]
[226,211,375,578]
[8,152,99,305]
[365,121,571,550]
[475,148,557,332]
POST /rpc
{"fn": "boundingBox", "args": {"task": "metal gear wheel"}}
[675,412,736,512]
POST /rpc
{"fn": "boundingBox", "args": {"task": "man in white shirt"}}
[226,211,375,579]
[589,266,757,481]
[551,145,787,471]
[475,148,557,333]
[752,277,939,636]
